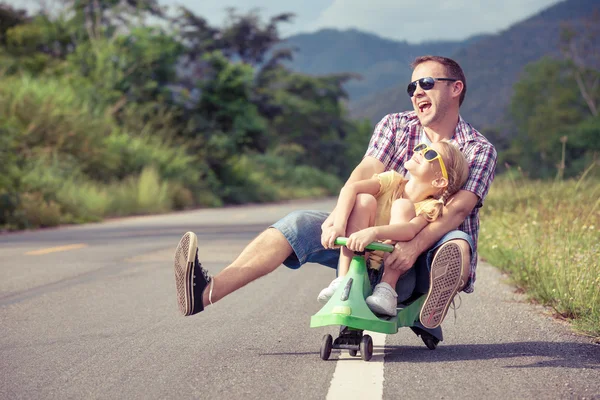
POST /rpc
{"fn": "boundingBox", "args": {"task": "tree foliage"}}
[506,51,599,178]
[560,10,600,117]
[0,1,371,227]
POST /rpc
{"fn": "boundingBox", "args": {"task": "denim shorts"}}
[271,210,475,299]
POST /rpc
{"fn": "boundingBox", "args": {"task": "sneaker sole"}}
[366,299,397,317]
[420,242,463,329]
[174,232,198,316]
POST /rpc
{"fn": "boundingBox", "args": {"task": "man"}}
[173,55,497,333]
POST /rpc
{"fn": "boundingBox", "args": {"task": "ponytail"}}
[414,189,448,222]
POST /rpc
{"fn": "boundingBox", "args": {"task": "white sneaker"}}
[366,282,398,317]
[317,277,344,304]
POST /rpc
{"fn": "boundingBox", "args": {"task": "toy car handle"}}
[334,237,395,253]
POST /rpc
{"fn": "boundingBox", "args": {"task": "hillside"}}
[282,29,481,101]
[282,0,599,131]
[349,0,600,130]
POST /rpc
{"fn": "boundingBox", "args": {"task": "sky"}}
[160,0,565,43]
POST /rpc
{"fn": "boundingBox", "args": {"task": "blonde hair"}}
[414,140,469,222]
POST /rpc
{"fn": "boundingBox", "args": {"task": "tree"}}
[218,8,294,66]
[266,70,361,176]
[0,3,29,45]
[508,58,581,176]
[59,0,164,39]
[560,10,600,117]
[508,57,598,178]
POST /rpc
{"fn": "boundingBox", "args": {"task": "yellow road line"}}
[26,243,88,255]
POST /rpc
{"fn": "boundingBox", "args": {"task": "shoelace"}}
[195,253,212,283]
[449,293,462,322]
[195,253,214,305]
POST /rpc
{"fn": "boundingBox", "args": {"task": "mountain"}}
[281,29,484,101]
[282,0,599,131]
[350,0,599,129]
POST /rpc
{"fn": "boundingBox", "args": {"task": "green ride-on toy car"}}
[310,237,442,361]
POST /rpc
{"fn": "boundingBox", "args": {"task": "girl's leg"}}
[338,193,377,276]
[366,199,411,315]
[380,266,403,287]
[380,199,412,288]
[318,194,377,303]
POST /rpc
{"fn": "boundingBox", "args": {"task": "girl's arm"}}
[332,178,381,232]
[372,216,428,242]
[346,198,428,252]
[374,198,428,241]
[322,157,386,230]
[322,177,381,248]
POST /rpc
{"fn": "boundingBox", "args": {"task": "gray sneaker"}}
[317,277,344,304]
[420,242,464,329]
[366,282,398,317]
[173,232,212,316]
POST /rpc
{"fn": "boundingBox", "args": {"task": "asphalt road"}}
[1,199,599,400]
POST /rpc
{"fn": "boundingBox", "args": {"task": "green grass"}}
[479,172,600,339]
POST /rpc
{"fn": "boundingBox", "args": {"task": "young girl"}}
[318,140,469,316]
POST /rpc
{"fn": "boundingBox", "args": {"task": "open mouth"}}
[418,101,431,113]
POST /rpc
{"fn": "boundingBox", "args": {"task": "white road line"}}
[326,331,386,400]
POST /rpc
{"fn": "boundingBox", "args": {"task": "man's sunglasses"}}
[413,143,448,180]
[407,77,458,97]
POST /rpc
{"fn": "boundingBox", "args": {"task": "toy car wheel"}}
[349,349,357,357]
[360,335,373,361]
[423,336,439,350]
[320,334,333,360]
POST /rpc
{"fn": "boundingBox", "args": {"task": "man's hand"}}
[384,240,420,273]
[347,227,378,252]
[321,225,345,249]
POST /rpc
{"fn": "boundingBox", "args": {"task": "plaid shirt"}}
[365,111,497,293]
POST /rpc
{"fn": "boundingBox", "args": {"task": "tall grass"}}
[5,166,175,229]
[479,172,600,339]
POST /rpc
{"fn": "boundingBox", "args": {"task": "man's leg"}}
[419,232,473,329]
[202,228,293,305]
[174,210,337,316]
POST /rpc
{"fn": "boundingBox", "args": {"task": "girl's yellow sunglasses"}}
[413,143,448,180]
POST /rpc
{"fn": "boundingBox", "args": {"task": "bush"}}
[18,192,62,228]
[0,74,204,229]
[219,153,342,204]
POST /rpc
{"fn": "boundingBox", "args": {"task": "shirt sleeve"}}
[374,171,405,197]
[364,114,397,169]
[462,142,498,208]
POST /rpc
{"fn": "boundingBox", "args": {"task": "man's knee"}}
[263,227,293,250]
[270,210,335,269]
[278,210,328,228]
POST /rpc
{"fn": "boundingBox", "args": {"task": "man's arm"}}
[345,156,386,185]
[384,190,479,271]
[322,156,386,229]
